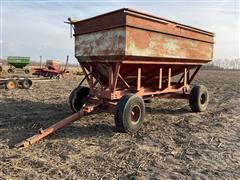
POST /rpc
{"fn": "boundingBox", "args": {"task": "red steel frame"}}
[15,63,201,148]
[79,61,201,104]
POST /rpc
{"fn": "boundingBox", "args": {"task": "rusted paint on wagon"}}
[75,26,213,62]
[74,8,214,63]
[126,27,213,60]
[75,27,126,57]
[73,8,214,43]
[125,12,214,43]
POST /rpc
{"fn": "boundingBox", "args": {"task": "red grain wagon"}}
[68,8,214,133]
[16,8,214,148]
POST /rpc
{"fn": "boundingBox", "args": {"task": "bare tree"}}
[205,58,240,70]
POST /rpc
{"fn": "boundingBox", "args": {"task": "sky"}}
[0,0,239,63]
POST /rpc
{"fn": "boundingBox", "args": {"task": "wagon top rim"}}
[69,8,214,36]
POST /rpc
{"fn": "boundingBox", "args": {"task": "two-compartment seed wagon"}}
[7,56,30,74]
[16,8,214,148]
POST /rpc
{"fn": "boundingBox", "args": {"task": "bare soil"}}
[0,70,239,179]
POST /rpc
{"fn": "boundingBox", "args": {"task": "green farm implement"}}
[7,56,30,74]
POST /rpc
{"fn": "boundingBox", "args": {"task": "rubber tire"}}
[21,79,32,89]
[56,75,61,80]
[7,69,14,73]
[5,79,17,90]
[189,85,209,112]
[115,94,145,133]
[69,86,90,112]
[24,69,30,74]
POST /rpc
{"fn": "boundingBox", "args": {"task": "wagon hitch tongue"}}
[15,105,96,149]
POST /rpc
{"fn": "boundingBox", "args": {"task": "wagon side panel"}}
[125,26,214,61]
[75,27,126,61]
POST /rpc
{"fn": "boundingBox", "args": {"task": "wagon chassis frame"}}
[79,61,201,109]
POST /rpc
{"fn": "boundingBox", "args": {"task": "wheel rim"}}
[130,105,141,124]
[23,82,29,88]
[200,94,206,105]
[7,81,16,89]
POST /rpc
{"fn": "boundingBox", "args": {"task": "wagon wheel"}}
[44,72,48,77]
[21,79,32,89]
[5,79,17,90]
[69,86,90,112]
[189,85,209,112]
[115,94,145,133]
[7,68,14,73]
[24,69,30,74]
[56,75,61,80]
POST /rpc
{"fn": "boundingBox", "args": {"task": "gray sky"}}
[1,0,239,63]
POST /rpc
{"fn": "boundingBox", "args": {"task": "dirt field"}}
[0,70,239,179]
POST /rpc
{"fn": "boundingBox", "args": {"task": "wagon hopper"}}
[70,8,214,130]
[16,8,214,148]
[7,56,30,74]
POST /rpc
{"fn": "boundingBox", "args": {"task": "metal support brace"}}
[159,67,162,89]
[189,66,201,83]
[108,66,113,92]
[137,67,141,91]
[119,73,130,88]
[90,65,93,88]
[80,64,91,89]
[112,63,120,92]
[187,69,190,84]
[184,68,187,87]
[168,68,171,88]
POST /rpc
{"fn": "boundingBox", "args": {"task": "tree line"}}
[203,58,240,70]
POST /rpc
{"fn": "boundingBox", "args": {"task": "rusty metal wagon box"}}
[73,8,214,63]
[15,9,215,148]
